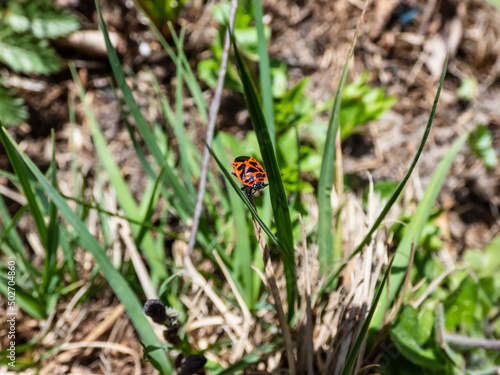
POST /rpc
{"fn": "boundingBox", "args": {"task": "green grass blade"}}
[57,226,77,281]
[371,131,468,331]
[174,27,195,197]
[0,195,27,257]
[110,80,191,223]
[94,0,193,216]
[43,131,59,295]
[319,54,450,296]
[317,28,360,269]
[340,255,395,375]
[2,137,47,248]
[231,33,296,318]
[0,275,46,319]
[70,64,167,281]
[351,54,449,260]
[0,126,172,374]
[136,164,166,246]
[166,22,208,122]
[0,199,44,288]
[253,0,275,148]
[94,0,163,162]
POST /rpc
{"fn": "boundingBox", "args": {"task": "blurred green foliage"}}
[0,0,79,126]
[469,124,498,169]
[339,72,397,139]
[197,1,274,92]
[383,230,500,374]
[457,76,479,102]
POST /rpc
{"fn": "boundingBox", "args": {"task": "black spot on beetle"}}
[235,156,249,162]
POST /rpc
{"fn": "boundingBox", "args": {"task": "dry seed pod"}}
[176,354,207,375]
[144,299,167,324]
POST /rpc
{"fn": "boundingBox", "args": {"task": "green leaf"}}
[464,235,500,277]
[0,25,60,74]
[469,125,498,169]
[485,0,500,8]
[362,180,400,210]
[6,0,80,39]
[0,84,28,126]
[0,275,46,320]
[270,60,287,99]
[274,78,314,130]
[390,305,448,368]
[339,72,397,140]
[443,274,478,331]
[456,76,479,102]
[43,131,59,295]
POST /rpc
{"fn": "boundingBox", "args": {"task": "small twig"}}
[58,341,141,375]
[443,333,500,350]
[183,253,244,337]
[248,195,296,375]
[412,265,455,309]
[418,0,438,35]
[118,222,157,299]
[188,0,238,256]
[212,250,254,360]
[82,305,125,343]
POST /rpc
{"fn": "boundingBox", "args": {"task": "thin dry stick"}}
[248,195,296,375]
[412,265,455,309]
[82,305,125,343]
[119,222,157,299]
[183,254,244,337]
[187,0,238,256]
[58,341,142,375]
[213,250,254,359]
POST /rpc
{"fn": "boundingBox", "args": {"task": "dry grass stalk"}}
[306,184,391,374]
[212,250,254,360]
[297,214,314,375]
[248,195,296,375]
